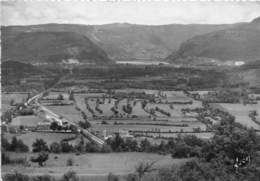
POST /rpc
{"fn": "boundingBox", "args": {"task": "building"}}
[37,120,51,130]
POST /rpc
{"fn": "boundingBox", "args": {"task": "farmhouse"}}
[103,129,133,140]
[37,120,52,130]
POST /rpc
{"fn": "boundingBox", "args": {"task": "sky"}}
[1,1,260,26]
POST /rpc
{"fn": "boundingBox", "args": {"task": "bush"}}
[85,142,101,152]
[61,142,75,153]
[171,143,192,158]
[2,152,11,164]
[50,121,60,131]
[126,173,138,181]
[61,171,79,181]
[107,173,119,181]
[57,94,64,100]
[2,153,28,165]
[31,175,53,181]
[4,172,29,181]
[78,120,91,129]
[101,120,108,124]
[1,137,10,151]
[100,144,112,153]
[66,158,74,166]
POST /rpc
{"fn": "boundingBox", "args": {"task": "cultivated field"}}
[90,122,206,134]
[211,103,260,129]
[73,90,207,136]
[45,105,83,124]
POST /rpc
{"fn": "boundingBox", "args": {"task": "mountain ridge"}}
[2,23,237,62]
[2,31,112,64]
[166,17,260,64]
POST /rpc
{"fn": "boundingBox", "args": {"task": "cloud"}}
[1,1,260,25]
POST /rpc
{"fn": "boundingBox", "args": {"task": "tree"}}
[66,158,74,166]
[4,172,29,181]
[135,161,156,181]
[85,142,100,152]
[108,133,125,152]
[18,107,34,116]
[10,99,15,106]
[9,137,18,151]
[9,137,29,152]
[171,143,192,158]
[61,142,74,153]
[16,139,29,152]
[2,152,11,165]
[69,91,74,101]
[158,140,167,153]
[202,120,260,164]
[31,175,53,181]
[1,137,10,151]
[57,94,64,100]
[125,139,138,152]
[140,139,151,152]
[100,144,112,153]
[50,121,59,131]
[1,110,13,123]
[30,152,49,167]
[61,171,79,181]
[126,173,138,181]
[32,139,49,152]
[107,173,119,181]
[78,120,91,129]
[75,136,85,152]
[50,142,62,153]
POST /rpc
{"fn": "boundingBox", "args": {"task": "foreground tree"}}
[30,152,49,167]
[135,161,156,181]
[160,117,260,181]
[32,139,49,152]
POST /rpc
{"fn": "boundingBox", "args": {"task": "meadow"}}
[211,102,260,129]
[1,93,28,112]
[2,152,188,178]
[10,115,43,127]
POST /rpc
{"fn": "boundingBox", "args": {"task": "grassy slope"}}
[2,152,188,176]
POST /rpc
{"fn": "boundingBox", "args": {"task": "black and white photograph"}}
[1,0,260,180]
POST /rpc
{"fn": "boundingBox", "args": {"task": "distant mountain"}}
[2,23,235,62]
[2,31,112,64]
[166,17,260,64]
